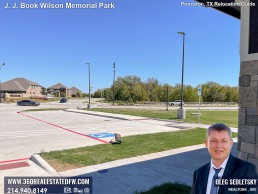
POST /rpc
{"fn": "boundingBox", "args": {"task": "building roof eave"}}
[196,0,240,19]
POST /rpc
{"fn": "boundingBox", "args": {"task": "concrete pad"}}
[0,159,55,194]
[0,101,239,194]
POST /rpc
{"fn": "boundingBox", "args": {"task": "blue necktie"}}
[210,167,222,194]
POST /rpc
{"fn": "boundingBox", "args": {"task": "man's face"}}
[205,129,233,165]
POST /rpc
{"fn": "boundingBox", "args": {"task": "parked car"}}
[60,98,67,103]
[168,100,184,106]
[17,100,40,106]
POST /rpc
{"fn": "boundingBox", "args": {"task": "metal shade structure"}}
[195,0,240,19]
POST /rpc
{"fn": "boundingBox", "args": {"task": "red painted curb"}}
[0,161,29,171]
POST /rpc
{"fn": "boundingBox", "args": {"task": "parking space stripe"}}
[0,161,29,171]
[0,157,29,164]
[17,112,109,144]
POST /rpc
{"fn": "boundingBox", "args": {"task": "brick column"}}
[238,60,258,168]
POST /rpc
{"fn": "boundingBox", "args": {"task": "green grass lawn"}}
[92,108,238,127]
[22,108,66,112]
[41,128,237,171]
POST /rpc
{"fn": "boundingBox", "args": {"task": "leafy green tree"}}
[113,75,147,102]
[53,91,59,97]
[232,87,239,102]
[159,84,173,102]
[60,91,66,97]
[202,82,222,102]
[145,78,159,101]
[202,82,238,102]
[102,75,239,103]
[103,88,113,101]
[184,85,198,102]
[41,87,47,97]
[170,83,181,101]
[75,91,82,98]
[93,89,103,98]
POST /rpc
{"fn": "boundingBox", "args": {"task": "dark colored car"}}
[60,98,67,103]
[17,100,40,106]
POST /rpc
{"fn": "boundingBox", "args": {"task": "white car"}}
[168,100,184,106]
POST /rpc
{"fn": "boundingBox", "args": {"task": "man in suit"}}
[191,123,257,194]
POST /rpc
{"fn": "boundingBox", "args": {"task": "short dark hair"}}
[207,123,232,138]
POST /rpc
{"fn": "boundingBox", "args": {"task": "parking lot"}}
[0,99,210,163]
[0,100,239,193]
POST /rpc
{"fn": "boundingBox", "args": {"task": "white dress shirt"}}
[206,156,229,194]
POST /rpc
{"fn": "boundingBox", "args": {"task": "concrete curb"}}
[30,154,59,176]
[64,109,130,121]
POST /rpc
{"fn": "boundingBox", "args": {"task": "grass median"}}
[41,128,237,171]
[92,108,238,127]
[22,108,67,112]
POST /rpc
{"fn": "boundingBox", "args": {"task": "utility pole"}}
[166,86,169,111]
[85,62,91,109]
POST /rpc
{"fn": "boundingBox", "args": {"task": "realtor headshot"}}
[191,123,258,194]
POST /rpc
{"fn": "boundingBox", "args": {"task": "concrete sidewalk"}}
[0,159,55,193]
[59,142,238,194]
[60,144,207,193]
[60,110,238,193]
[0,142,238,194]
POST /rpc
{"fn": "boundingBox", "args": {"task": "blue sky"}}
[0,0,240,92]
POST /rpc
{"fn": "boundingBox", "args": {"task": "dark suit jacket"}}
[191,154,258,194]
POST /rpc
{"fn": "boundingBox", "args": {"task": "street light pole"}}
[178,32,185,109]
[85,62,91,109]
[0,63,5,103]
[113,62,115,105]
[176,32,186,119]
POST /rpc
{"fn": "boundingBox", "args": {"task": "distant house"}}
[47,84,83,98]
[0,78,83,100]
[70,86,82,97]
[0,77,44,99]
[48,83,71,97]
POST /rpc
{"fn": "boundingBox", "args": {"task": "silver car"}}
[168,100,184,106]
